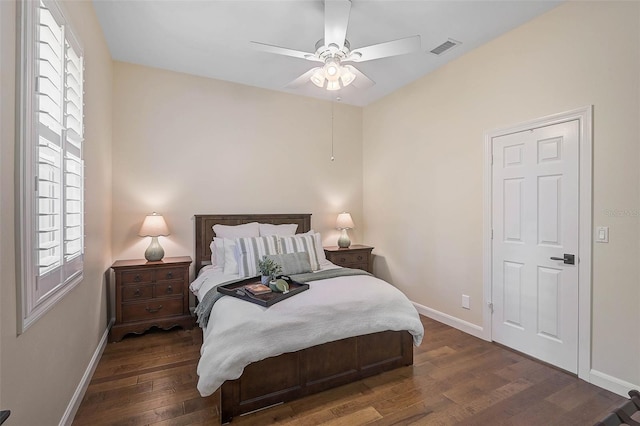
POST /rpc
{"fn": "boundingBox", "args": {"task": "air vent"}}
[429,39,461,56]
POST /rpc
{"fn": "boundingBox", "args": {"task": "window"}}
[17,0,84,332]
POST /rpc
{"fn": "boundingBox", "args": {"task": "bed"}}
[192,214,423,423]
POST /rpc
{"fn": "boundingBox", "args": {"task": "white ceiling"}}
[93,0,561,107]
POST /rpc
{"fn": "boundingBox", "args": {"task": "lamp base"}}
[145,236,165,261]
[337,229,351,248]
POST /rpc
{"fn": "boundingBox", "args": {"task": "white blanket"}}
[194,268,424,396]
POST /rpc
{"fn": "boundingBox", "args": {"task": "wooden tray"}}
[217,276,309,307]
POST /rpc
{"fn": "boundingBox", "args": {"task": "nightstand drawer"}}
[122,298,184,323]
[121,270,154,285]
[122,284,153,301]
[155,281,183,297]
[340,261,368,270]
[332,252,367,265]
[156,267,185,282]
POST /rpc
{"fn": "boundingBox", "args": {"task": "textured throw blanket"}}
[196,271,424,396]
[194,268,371,328]
[289,267,371,283]
[194,277,244,328]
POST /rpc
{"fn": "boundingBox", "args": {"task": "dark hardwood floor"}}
[73,316,625,425]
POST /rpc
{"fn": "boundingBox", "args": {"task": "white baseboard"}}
[589,369,640,398]
[412,301,487,340]
[59,319,114,426]
[412,303,640,398]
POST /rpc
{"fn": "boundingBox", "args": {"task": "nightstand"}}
[324,245,374,273]
[110,256,194,342]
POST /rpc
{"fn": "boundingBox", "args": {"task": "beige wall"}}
[0,0,113,424]
[111,62,364,272]
[363,1,640,388]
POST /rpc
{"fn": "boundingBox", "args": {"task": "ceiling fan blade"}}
[346,65,375,89]
[346,35,421,62]
[250,41,321,62]
[324,0,351,50]
[285,67,321,88]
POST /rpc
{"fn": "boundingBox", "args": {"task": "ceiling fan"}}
[250,0,421,91]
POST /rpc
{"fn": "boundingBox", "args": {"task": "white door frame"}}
[482,106,593,380]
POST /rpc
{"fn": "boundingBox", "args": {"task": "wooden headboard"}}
[194,214,311,273]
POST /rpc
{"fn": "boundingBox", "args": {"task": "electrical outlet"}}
[462,294,470,310]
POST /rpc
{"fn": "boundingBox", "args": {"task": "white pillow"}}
[209,240,216,266]
[213,222,259,239]
[209,238,225,269]
[235,236,279,277]
[222,238,239,275]
[258,223,298,237]
[279,234,321,271]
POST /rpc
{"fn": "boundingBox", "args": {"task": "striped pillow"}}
[235,236,279,277]
[279,235,320,271]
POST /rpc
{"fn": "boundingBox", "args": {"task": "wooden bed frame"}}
[194,214,414,424]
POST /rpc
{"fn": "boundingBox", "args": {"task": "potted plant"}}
[258,257,282,285]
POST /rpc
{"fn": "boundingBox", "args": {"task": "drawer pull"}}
[340,257,346,262]
[134,275,141,282]
[134,289,141,297]
[357,256,363,261]
[145,305,163,314]
[166,285,173,294]
[166,272,173,279]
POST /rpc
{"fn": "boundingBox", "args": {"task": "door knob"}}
[550,254,575,265]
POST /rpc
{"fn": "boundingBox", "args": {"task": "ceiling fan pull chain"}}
[331,99,335,161]
[330,96,341,162]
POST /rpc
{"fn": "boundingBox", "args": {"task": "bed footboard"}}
[220,330,413,423]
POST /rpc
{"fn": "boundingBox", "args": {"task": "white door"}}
[491,120,579,373]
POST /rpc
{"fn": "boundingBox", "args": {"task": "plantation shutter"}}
[34,0,84,298]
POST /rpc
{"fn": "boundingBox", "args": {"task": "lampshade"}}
[310,69,326,87]
[324,59,340,81]
[340,66,356,86]
[336,212,355,230]
[326,80,341,91]
[138,212,170,237]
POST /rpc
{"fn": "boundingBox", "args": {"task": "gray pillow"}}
[265,252,312,276]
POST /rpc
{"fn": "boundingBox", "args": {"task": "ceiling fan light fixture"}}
[310,69,326,87]
[311,59,356,90]
[326,80,341,91]
[340,66,356,87]
[324,59,341,81]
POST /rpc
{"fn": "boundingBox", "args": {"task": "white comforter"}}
[192,267,424,396]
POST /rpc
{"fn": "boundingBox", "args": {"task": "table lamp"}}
[336,212,355,248]
[139,212,170,261]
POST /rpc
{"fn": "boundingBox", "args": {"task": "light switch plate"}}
[462,294,470,310]
[595,226,609,243]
